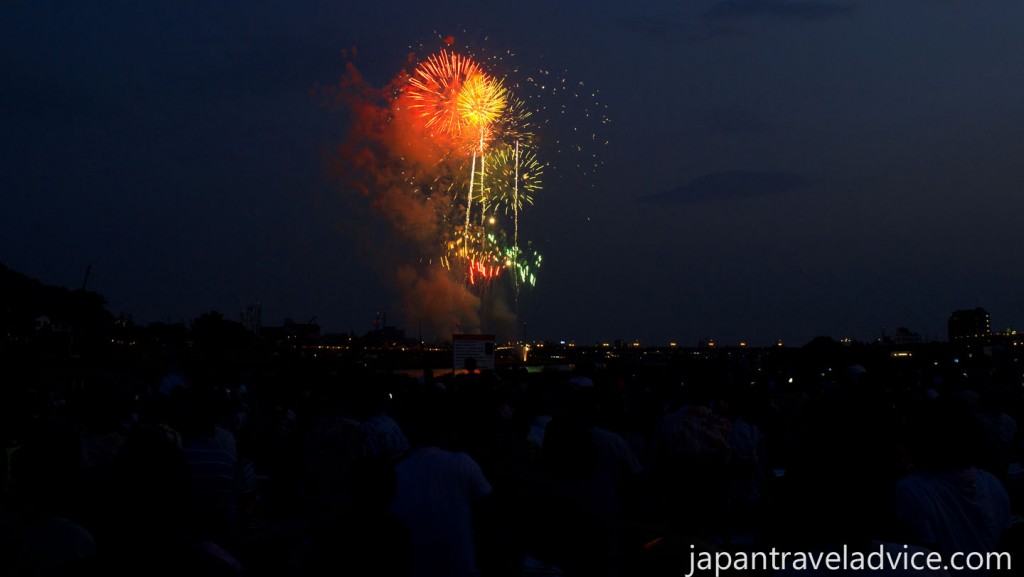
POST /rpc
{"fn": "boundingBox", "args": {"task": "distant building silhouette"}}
[261,318,320,349]
[947,308,991,342]
[892,327,922,346]
[241,302,262,335]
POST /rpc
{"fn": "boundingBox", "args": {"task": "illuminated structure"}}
[947,308,991,342]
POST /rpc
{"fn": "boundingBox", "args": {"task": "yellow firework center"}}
[457,74,507,130]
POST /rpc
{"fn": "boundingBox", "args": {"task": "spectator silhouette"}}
[894,395,1012,572]
[166,385,244,548]
[522,388,624,577]
[301,455,412,576]
[649,382,731,535]
[94,424,243,575]
[390,389,493,577]
[5,424,96,575]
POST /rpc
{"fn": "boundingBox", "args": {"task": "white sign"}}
[453,334,495,371]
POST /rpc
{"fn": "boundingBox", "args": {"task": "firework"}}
[406,50,489,141]
[402,49,539,294]
[457,73,507,135]
[489,142,542,215]
[329,35,605,337]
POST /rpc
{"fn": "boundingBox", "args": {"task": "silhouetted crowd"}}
[1,352,1022,576]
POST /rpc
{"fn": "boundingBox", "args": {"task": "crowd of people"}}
[1,348,1022,576]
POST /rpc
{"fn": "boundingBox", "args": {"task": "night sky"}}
[4,1,1024,346]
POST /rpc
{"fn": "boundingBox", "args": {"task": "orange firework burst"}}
[406,50,483,138]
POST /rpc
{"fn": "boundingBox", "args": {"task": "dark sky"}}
[4,1,1024,346]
